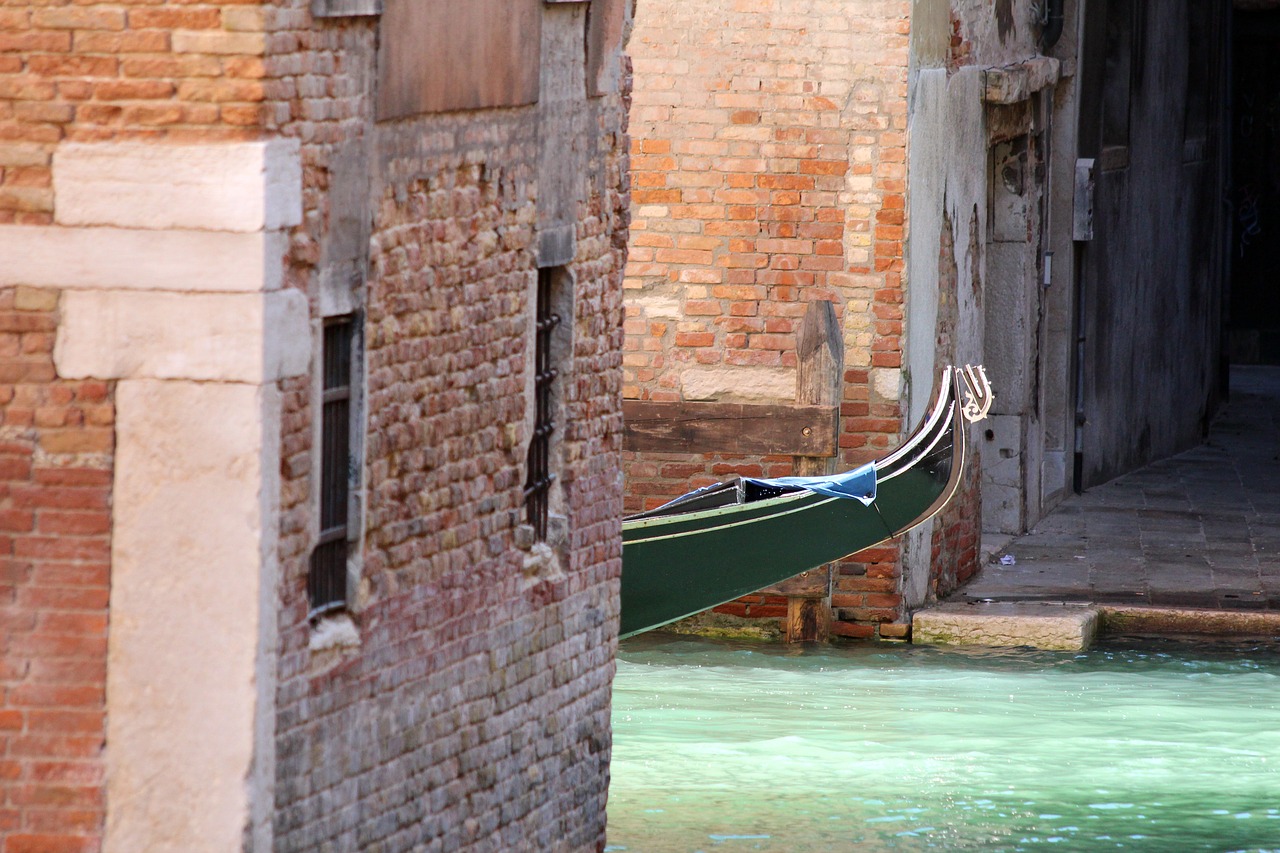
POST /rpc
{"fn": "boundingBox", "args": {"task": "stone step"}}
[912,601,1101,651]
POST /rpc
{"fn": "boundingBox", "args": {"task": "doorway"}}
[1229,9,1280,364]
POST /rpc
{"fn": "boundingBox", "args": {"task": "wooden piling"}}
[773,301,842,643]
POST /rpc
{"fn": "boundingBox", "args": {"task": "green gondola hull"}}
[619,370,967,639]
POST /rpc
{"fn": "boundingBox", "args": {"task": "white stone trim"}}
[105,380,281,853]
[54,289,309,383]
[39,138,309,852]
[54,139,302,232]
[0,225,287,292]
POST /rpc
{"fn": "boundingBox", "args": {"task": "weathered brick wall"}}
[0,286,113,853]
[624,0,912,636]
[930,448,982,599]
[269,6,628,850]
[0,0,270,223]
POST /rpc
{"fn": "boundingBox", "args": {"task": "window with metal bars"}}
[525,268,562,541]
[309,316,354,615]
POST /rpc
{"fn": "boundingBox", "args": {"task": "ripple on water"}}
[608,634,1280,852]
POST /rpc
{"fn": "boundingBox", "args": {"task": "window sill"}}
[309,611,360,653]
[312,0,382,18]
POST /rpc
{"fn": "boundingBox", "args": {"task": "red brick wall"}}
[624,0,912,637]
[0,0,272,223]
[4,0,629,845]
[0,286,113,853]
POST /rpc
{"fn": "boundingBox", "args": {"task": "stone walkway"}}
[957,366,1280,613]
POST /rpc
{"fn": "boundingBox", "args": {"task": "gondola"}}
[619,365,992,639]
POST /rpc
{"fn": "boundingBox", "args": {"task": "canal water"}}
[607,633,1280,852]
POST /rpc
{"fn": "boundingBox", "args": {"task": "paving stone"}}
[913,602,1100,651]
[955,366,1280,617]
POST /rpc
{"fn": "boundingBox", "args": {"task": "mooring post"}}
[777,300,843,642]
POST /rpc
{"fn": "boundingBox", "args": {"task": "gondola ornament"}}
[960,364,993,423]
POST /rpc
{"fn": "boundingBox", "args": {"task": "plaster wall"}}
[1038,1,1087,515]
[948,0,1044,68]
[900,65,989,608]
[902,0,1074,603]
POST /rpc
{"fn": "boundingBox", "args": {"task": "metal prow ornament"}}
[959,364,994,423]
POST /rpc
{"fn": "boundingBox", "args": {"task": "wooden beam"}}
[621,401,837,456]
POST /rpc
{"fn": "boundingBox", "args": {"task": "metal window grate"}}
[309,317,354,615]
[524,269,561,541]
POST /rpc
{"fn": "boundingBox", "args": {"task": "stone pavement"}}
[956,366,1280,614]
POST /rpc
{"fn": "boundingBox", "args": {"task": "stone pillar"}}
[0,140,309,851]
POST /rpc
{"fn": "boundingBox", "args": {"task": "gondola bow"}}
[619,365,990,638]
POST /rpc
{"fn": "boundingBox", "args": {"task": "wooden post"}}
[794,301,843,476]
[778,301,843,642]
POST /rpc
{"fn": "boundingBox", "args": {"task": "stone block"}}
[680,365,794,402]
[13,285,58,312]
[54,139,302,232]
[983,56,1061,105]
[54,289,310,383]
[106,379,278,853]
[912,602,1100,651]
[0,225,287,292]
[311,0,383,16]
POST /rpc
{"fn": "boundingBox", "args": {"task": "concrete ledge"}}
[983,56,1061,105]
[912,601,1100,651]
[1101,605,1280,637]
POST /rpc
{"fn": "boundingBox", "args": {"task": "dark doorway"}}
[1229,9,1280,364]
[1072,0,1229,490]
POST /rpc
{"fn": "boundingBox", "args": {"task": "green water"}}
[607,634,1280,852]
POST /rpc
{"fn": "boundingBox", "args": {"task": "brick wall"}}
[5,0,628,846]
[624,0,912,636]
[0,286,112,853]
[0,0,270,223]
[273,134,625,851]
[269,5,628,849]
